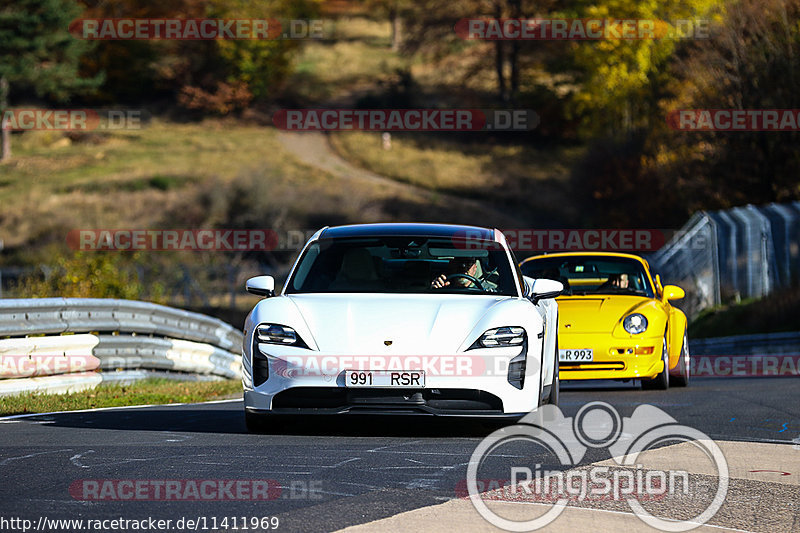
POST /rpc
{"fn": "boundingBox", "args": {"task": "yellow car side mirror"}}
[662,285,685,301]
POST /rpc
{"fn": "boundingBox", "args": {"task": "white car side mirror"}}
[246,275,276,297]
[528,278,563,303]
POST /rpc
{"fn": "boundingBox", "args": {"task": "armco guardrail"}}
[0,298,243,397]
[0,335,101,378]
[689,331,800,378]
[650,201,800,317]
[689,331,800,356]
[0,371,103,397]
[94,335,240,379]
[0,298,241,351]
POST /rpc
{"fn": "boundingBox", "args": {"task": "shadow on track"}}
[27,379,800,443]
[37,402,513,438]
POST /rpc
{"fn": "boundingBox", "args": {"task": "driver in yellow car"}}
[608,272,630,289]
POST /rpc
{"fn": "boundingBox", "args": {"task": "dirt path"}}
[276,130,521,227]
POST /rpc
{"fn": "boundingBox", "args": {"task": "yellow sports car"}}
[519,252,689,389]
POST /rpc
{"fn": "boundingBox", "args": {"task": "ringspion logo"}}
[467,402,729,531]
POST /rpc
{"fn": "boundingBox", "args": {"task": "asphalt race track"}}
[1,378,798,532]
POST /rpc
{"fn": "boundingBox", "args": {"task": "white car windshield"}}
[286,237,519,295]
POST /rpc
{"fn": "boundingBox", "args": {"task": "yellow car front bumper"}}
[559,333,664,380]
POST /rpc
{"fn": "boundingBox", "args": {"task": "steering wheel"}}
[446,273,484,290]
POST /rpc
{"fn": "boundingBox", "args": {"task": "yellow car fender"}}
[666,306,688,371]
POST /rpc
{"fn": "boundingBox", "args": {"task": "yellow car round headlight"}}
[623,313,648,334]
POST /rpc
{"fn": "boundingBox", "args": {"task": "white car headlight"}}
[257,324,307,347]
[476,327,525,347]
[622,314,648,335]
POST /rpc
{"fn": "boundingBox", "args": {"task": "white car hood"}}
[286,293,509,354]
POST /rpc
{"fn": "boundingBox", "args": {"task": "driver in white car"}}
[430,257,498,291]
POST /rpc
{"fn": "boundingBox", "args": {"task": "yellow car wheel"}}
[642,335,669,390]
[547,336,560,406]
[672,330,690,387]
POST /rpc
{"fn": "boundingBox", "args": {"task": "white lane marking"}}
[254,470,313,475]
[313,489,356,497]
[70,450,95,469]
[367,440,424,452]
[322,457,361,468]
[708,433,800,445]
[380,465,453,469]
[0,449,73,466]
[22,498,94,507]
[353,449,526,458]
[340,481,383,490]
[0,398,241,421]
[404,479,439,489]
[69,453,212,468]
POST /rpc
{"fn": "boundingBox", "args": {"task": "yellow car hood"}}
[557,295,658,334]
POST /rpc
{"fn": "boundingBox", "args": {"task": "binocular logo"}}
[466,402,729,531]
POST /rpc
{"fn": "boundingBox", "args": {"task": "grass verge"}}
[329,131,583,224]
[0,377,242,416]
[689,286,800,338]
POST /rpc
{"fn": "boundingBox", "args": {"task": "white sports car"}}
[242,223,561,430]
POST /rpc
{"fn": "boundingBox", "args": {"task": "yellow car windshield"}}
[521,256,654,297]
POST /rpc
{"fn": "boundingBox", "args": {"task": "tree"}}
[403,0,552,103]
[665,0,800,207]
[366,0,415,52]
[176,0,319,111]
[16,251,166,301]
[562,0,723,139]
[0,0,102,161]
[571,0,800,227]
